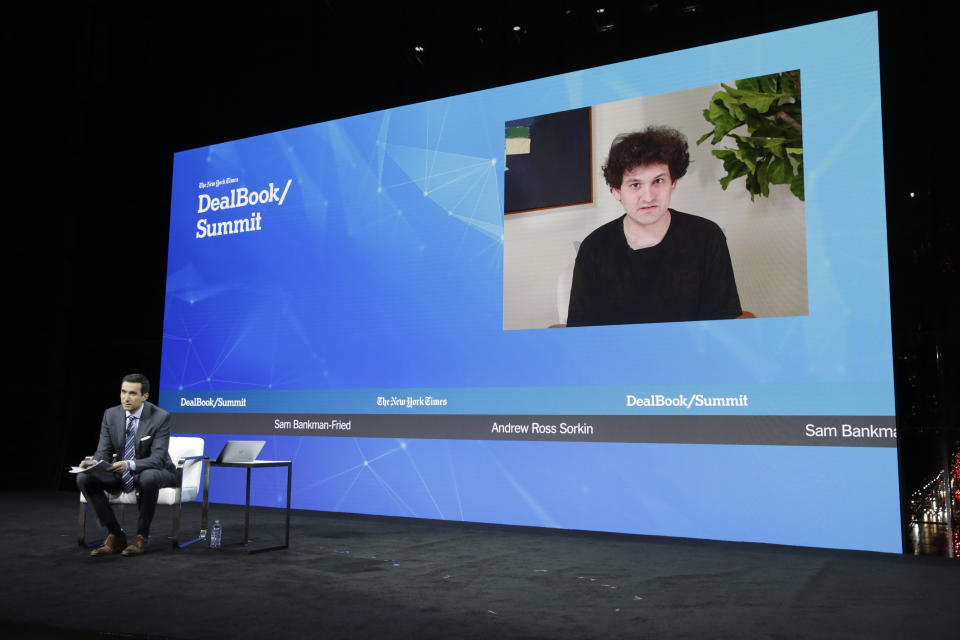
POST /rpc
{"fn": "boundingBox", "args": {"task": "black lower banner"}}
[171,413,897,447]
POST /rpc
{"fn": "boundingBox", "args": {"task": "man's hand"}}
[106,460,130,473]
[78,459,96,470]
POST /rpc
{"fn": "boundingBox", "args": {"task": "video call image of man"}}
[77,374,177,557]
[566,126,742,327]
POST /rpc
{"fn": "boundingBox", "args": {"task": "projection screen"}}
[161,12,901,552]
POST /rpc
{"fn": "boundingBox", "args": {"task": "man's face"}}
[612,163,678,230]
[120,381,148,414]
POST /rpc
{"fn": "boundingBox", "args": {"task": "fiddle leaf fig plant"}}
[698,70,803,201]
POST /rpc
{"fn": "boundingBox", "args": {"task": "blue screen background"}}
[161,13,902,552]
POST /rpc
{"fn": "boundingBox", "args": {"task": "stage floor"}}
[1,491,958,639]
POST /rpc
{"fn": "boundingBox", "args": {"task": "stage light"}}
[593,8,616,33]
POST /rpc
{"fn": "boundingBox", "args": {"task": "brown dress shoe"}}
[90,533,127,556]
[122,534,149,556]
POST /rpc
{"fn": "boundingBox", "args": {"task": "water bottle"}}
[210,520,222,549]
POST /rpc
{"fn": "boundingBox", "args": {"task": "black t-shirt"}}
[567,210,742,326]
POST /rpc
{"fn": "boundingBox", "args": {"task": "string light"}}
[952,450,959,558]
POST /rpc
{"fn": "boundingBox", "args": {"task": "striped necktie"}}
[121,415,137,492]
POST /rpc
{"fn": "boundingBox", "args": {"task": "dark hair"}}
[602,126,690,189]
[122,373,150,395]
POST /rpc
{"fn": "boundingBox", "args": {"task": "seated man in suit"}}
[77,373,177,557]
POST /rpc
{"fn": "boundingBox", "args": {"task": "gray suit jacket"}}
[93,401,176,473]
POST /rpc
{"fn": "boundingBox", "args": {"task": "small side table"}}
[202,460,292,553]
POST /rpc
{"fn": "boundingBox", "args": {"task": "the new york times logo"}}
[195,179,292,239]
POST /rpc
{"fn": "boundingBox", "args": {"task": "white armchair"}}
[78,436,207,549]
